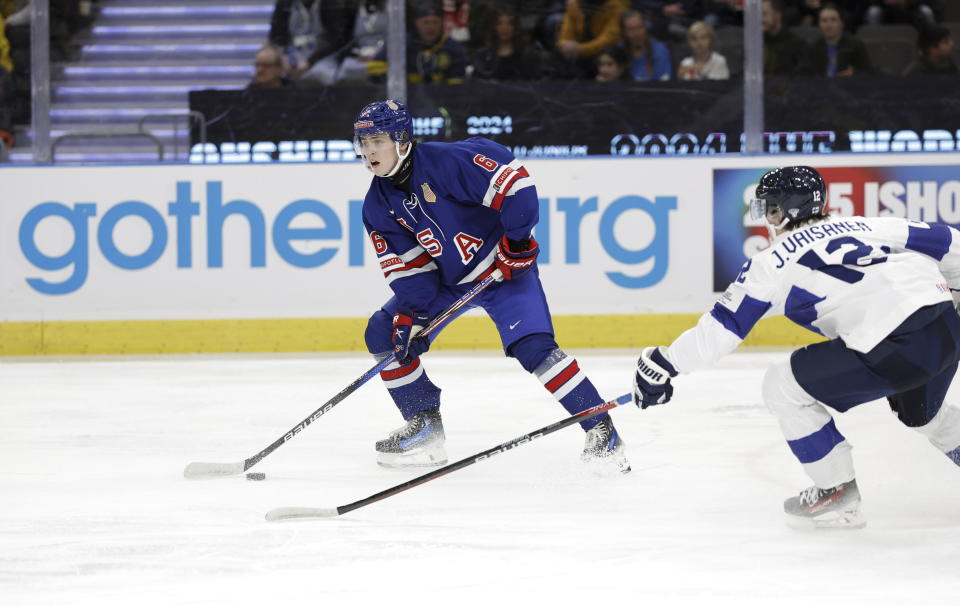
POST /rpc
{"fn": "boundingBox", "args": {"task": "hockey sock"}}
[378,356,442,420]
[533,349,606,431]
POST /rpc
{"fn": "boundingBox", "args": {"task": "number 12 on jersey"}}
[797,236,890,284]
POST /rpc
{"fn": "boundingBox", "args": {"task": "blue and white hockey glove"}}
[392,311,431,362]
[633,346,678,409]
[495,236,540,280]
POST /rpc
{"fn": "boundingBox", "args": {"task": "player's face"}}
[359,134,399,177]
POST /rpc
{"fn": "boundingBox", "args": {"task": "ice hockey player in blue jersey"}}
[354,99,630,474]
[632,166,960,529]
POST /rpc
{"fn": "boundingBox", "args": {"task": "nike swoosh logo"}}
[509,320,522,330]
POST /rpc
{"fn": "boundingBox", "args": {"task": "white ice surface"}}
[2,350,958,606]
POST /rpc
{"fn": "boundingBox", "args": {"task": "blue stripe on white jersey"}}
[906,222,952,261]
[709,295,772,340]
[783,286,826,335]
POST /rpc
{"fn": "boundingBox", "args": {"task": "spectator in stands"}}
[472,7,546,81]
[442,0,471,43]
[247,45,296,89]
[268,0,355,86]
[469,1,553,52]
[594,43,631,80]
[633,1,707,40]
[763,0,808,75]
[793,0,823,26]
[0,10,10,75]
[620,9,673,80]
[903,23,957,75]
[368,1,467,84]
[704,0,744,26]
[3,1,27,28]
[556,0,629,76]
[677,19,730,79]
[796,2,874,75]
[523,0,569,50]
[0,11,13,150]
[4,0,79,63]
[863,0,941,28]
[337,0,387,84]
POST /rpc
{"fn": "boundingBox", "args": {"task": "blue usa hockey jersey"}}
[362,137,537,313]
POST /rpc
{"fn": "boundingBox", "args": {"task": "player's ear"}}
[766,206,784,225]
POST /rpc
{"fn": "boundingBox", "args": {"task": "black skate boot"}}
[784,479,865,530]
[376,408,447,468]
[581,416,631,475]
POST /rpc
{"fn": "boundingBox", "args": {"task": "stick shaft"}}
[237,270,501,471]
[335,393,632,516]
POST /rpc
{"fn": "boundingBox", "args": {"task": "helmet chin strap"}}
[384,141,412,178]
[766,211,790,240]
[358,140,412,176]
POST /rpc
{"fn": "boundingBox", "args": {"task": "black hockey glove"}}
[392,311,431,362]
[633,346,678,408]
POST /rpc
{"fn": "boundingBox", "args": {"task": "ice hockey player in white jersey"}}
[632,166,960,529]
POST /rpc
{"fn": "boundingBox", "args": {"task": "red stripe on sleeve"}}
[490,167,528,211]
[383,251,433,277]
[404,252,434,269]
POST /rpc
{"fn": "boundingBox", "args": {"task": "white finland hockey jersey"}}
[668,216,960,373]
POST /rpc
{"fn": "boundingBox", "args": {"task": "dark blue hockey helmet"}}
[750,166,826,228]
[353,99,412,145]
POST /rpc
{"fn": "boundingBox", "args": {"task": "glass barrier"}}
[2,0,958,165]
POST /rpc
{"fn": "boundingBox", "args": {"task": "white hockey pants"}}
[762,359,855,489]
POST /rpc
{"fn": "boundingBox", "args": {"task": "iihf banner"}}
[712,165,960,291]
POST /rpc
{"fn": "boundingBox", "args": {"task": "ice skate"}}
[581,416,631,475]
[376,409,448,468]
[784,479,865,530]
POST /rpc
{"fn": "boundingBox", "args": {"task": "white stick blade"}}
[183,461,245,478]
[265,507,340,521]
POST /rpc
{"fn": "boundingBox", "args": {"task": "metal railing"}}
[138,110,208,161]
[51,129,164,163]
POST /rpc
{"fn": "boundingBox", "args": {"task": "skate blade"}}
[377,446,448,469]
[786,508,866,531]
[581,451,632,476]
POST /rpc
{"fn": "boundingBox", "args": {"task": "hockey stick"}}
[183,269,503,479]
[264,392,632,520]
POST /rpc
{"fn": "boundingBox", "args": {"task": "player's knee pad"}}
[508,332,560,373]
[365,309,394,354]
[762,360,815,417]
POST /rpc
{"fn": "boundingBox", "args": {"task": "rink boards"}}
[2,152,959,354]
